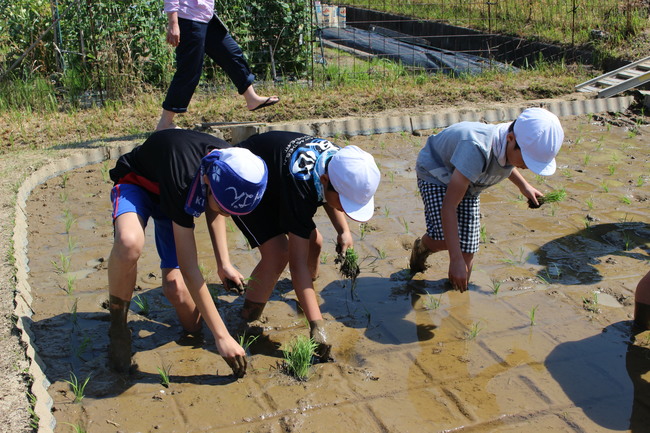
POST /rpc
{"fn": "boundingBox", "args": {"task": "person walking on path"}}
[157,0,279,131]
[409,107,565,292]
[107,129,267,377]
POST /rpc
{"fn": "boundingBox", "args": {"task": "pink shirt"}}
[164,0,214,24]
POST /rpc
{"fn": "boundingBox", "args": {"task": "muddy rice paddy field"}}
[25,113,650,432]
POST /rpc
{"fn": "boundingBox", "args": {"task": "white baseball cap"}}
[328,145,380,222]
[513,107,564,176]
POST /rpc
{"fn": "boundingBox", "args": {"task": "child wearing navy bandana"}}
[232,131,380,360]
[107,128,267,378]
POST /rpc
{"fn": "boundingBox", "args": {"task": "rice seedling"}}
[335,248,360,294]
[67,235,77,253]
[401,217,410,234]
[59,190,68,203]
[282,335,318,381]
[465,321,482,340]
[534,174,544,185]
[623,231,633,251]
[63,372,90,403]
[226,220,236,233]
[64,423,87,433]
[133,294,150,316]
[75,335,91,359]
[600,181,609,193]
[376,248,386,259]
[529,305,538,326]
[528,188,566,208]
[383,206,390,217]
[608,164,616,175]
[561,168,573,179]
[359,223,368,240]
[637,175,645,187]
[61,173,70,188]
[157,364,171,388]
[238,331,260,351]
[620,196,631,205]
[70,298,79,326]
[583,216,592,230]
[582,291,600,314]
[388,171,394,183]
[52,252,71,274]
[63,209,76,234]
[198,262,213,281]
[479,224,487,243]
[585,197,594,210]
[583,153,591,166]
[500,247,526,265]
[423,294,442,310]
[65,274,77,295]
[489,278,501,295]
[320,252,329,264]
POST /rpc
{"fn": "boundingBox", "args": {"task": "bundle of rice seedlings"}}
[335,248,360,281]
[528,188,567,208]
[282,336,318,381]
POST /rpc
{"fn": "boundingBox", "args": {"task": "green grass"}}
[282,336,318,381]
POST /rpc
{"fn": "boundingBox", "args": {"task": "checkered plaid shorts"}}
[417,178,481,253]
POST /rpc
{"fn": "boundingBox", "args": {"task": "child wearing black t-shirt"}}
[108,129,267,377]
[233,131,380,359]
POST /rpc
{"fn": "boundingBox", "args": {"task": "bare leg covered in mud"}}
[241,232,331,360]
[108,212,202,373]
[409,234,474,292]
[634,270,650,331]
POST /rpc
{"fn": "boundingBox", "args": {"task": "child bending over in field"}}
[410,107,564,292]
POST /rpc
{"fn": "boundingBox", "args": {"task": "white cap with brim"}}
[329,145,380,222]
[513,107,564,176]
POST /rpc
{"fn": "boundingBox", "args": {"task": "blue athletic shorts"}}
[111,183,179,269]
[418,178,481,254]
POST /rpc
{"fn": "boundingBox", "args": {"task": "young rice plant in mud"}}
[100,161,111,183]
[529,305,538,326]
[63,372,90,403]
[238,331,260,352]
[64,423,87,433]
[282,335,318,381]
[465,322,482,340]
[582,291,601,314]
[423,294,442,310]
[27,392,39,430]
[157,364,172,388]
[490,278,501,295]
[133,294,150,316]
[65,273,76,295]
[335,247,360,294]
[52,252,71,274]
[528,188,566,208]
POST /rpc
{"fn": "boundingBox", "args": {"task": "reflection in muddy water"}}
[534,223,650,285]
[24,116,650,432]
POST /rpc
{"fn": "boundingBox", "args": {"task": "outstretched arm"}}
[205,207,245,292]
[324,203,353,253]
[172,222,246,377]
[442,169,471,292]
[508,168,543,205]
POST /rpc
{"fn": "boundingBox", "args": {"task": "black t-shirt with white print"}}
[236,131,339,239]
[109,129,230,228]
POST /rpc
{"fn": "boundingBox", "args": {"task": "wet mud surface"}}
[26,114,650,432]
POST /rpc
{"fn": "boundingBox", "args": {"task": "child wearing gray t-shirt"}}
[410,107,564,292]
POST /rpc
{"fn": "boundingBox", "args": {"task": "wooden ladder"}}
[575,56,650,98]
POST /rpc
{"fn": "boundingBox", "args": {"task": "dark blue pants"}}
[162,16,255,113]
